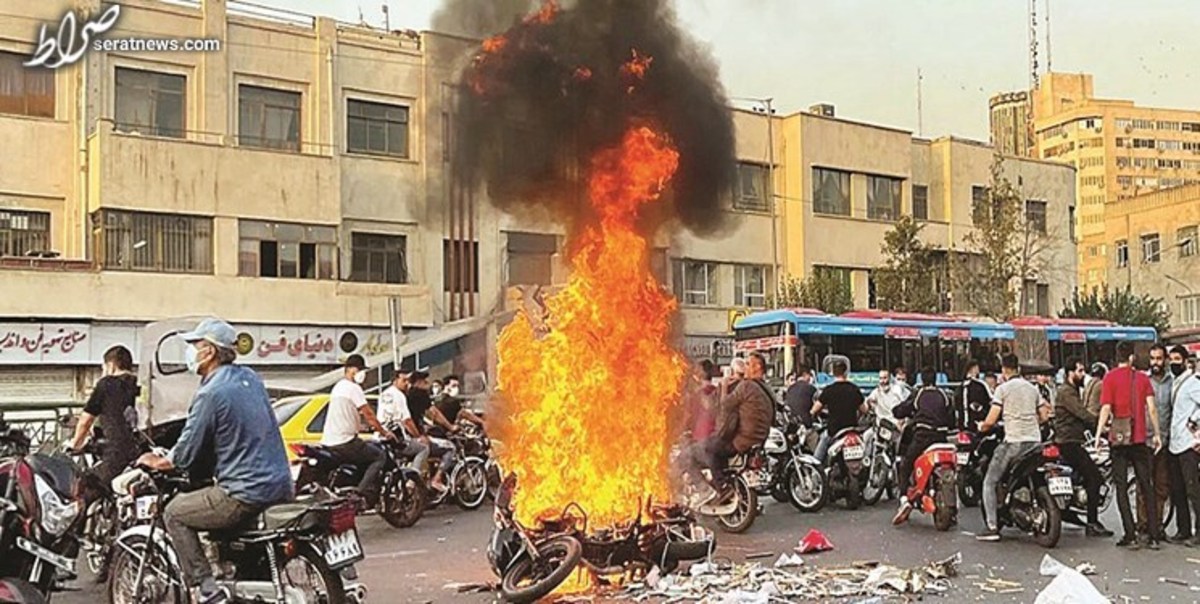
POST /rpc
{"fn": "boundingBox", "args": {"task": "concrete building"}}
[993,72,1200,289]
[989,91,1034,158]
[1104,184,1200,338]
[0,0,777,402]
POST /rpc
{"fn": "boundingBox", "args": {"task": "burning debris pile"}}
[453,0,735,533]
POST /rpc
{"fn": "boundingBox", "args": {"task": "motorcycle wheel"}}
[933,471,958,532]
[108,535,186,604]
[453,459,489,511]
[716,478,758,534]
[280,545,348,604]
[1032,486,1063,549]
[787,461,827,513]
[500,536,583,604]
[844,471,862,510]
[379,470,425,529]
[861,455,890,506]
[958,471,981,508]
[85,496,118,581]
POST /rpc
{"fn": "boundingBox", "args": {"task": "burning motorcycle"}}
[488,476,713,604]
[825,427,868,510]
[292,437,426,529]
[0,420,87,601]
[897,439,959,531]
[980,442,1073,548]
[107,466,365,604]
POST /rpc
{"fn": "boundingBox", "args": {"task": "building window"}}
[1025,200,1048,234]
[866,175,902,221]
[1023,280,1050,317]
[1181,296,1200,328]
[650,248,669,285]
[350,232,408,284]
[812,167,851,216]
[1132,138,1155,149]
[1179,226,1198,258]
[238,84,301,151]
[0,52,54,118]
[672,260,718,306]
[238,220,336,280]
[971,185,990,224]
[814,265,853,293]
[734,162,770,212]
[114,67,185,138]
[506,232,556,286]
[1068,205,1076,242]
[443,239,480,293]
[1158,139,1183,152]
[0,210,50,257]
[734,265,769,308]
[346,99,409,158]
[96,210,212,273]
[1115,240,1129,268]
[911,185,929,221]
[1132,119,1155,130]
[1141,233,1161,264]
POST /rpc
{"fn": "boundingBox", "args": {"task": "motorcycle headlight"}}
[34,477,79,537]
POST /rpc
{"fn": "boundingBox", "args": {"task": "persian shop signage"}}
[0,323,391,366]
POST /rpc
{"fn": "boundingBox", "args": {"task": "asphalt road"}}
[55,496,1200,603]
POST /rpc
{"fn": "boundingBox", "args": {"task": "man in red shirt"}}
[1096,341,1164,549]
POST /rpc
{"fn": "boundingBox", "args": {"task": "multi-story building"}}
[1104,184,1200,338]
[989,91,1034,158]
[993,72,1200,289]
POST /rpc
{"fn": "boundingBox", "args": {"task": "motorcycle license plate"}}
[1048,476,1073,496]
[322,529,363,568]
[956,453,969,466]
[135,496,157,520]
[843,445,865,461]
[878,428,892,440]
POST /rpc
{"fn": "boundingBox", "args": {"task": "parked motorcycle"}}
[825,427,868,510]
[979,442,1073,548]
[862,417,901,506]
[292,437,426,529]
[898,439,959,531]
[107,466,365,604]
[488,475,712,604]
[0,420,86,601]
[755,404,827,514]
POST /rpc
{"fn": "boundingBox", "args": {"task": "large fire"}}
[496,126,686,529]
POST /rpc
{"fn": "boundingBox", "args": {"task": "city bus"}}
[733,309,1157,391]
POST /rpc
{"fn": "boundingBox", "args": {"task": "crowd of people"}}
[682,340,1200,550]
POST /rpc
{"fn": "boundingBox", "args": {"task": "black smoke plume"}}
[450,0,735,236]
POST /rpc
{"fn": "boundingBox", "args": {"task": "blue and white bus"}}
[733,309,1157,390]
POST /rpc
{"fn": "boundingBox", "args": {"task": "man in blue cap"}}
[137,317,293,604]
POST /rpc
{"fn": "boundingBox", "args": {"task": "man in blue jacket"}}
[137,317,293,604]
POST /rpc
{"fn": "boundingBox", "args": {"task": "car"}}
[274,394,381,462]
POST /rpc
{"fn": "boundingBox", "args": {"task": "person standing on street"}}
[1140,344,1190,542]
[866,369,906,431]
[1096,341,1164,550]
[1169,355,1200,548]
[1054,358,1112,537]
[1084,363,1107,417]
[1171,346,1194,400]
[977,354,1051,542]
[957,360,992,432]
[322,354,396,507]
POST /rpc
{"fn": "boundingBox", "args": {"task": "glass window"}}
[1115,240,1129,268]
[0,210,51,257]
[0,51,54,118]
[506,232,556,286]
[238,220,337,280]
[813,167,851,216]
[866,175,902,221]
[1179,226,1198,258]
[971,185,990,224]
[350,232,408,284]
[734,264,769,308]
[346,99,410,158]
[1025,200,1048,233]
[833,335,884,374]
[443,239,480,293]
[114,68,185,138]
[912,184,929,221]
[734,162,770,212]
[1141,233,1161,264]
[238,85,301,151]
[97,210,212,273]
[672,260,718,306]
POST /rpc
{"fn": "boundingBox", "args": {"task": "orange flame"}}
[496,126,686,529]
[526,0,559,24]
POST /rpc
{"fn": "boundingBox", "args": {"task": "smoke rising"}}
[431,0,538,40]
[450,0,735,237]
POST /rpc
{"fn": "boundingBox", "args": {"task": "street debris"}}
[618,552,960,602]
[442,581,494,594]
[1035,554,1105,604]
[1159,577,1190,587]
[1074,562,1097,576]
[745,551,774,560]
[976,577,1024,595]
[796,529,834,554]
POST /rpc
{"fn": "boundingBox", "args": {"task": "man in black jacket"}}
[957,360,992,432]
[892,367,957,525]
[1055,358,1112,537]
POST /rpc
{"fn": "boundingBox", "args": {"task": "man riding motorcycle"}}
[1054,358,1112,537]
[811,359,867,462]
[892,367,957,525]
[686,353,775,504]
[321,354,397,507]
[135,318,294,604]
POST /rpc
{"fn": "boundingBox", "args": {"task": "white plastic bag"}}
[1035,569,1107,604]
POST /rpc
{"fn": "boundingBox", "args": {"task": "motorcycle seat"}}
[924,443,957,453]
[260,502,313,531]
[26,453,80,499]
[830,427,861,441]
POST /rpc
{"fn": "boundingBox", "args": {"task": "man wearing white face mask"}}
[435,375,484,427]
[322,354,396,507]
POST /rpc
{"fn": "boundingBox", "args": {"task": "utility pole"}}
[916,68,924,137]
[1044,0,1052,73]
[764,98,779,285]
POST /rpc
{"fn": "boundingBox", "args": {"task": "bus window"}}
[885,338,922,379]
[797,334,832,374]
[940,340,970,382]
[1049,342,1062,371]
[920,337,938,374]
[1087,341,1117,368]
[971,338,1011,375]
[1058,342,1086,369]
[832,335,884,374]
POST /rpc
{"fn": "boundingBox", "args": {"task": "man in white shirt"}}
[867,369,906,429]
[322,355,395,506]
[379,371,430,471]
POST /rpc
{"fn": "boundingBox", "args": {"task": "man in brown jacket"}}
[687,353,775,503]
